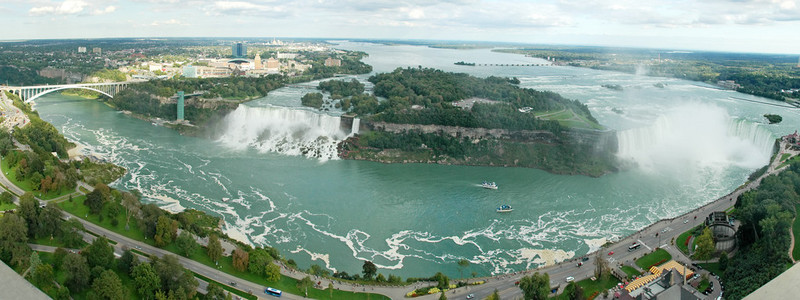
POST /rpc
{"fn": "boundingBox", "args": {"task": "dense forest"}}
[724,161,800,299]
[364,67,596,133]
[317,79,365,97]
[109,76,285,125]
[302,51,373,78]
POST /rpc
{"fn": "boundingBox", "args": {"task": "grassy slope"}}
[1,152,75,200]
[58,195,386,300]
[635,249,672,270]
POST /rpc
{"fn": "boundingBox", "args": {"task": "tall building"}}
[254,53,262,70]
[231,42,247,58]
[78,47,87,53]
[92,47,101,54]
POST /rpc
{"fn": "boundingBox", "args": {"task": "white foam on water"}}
[291,246,337,273]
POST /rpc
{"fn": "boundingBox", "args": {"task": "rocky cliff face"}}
[363,121,618,153]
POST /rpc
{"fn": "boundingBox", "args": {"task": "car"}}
[684,220,689,224]
[581,257,589,262]
[577,262,583,267]
[230,282,237,286]
[466,294,475,299]
[608,251,614,255]
[566,276,575,282]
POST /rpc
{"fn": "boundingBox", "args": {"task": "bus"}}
[265,287,282,297]
[628,243,641,251]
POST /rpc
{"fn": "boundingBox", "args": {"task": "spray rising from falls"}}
[216,105,359,159]
[616,104,774,171]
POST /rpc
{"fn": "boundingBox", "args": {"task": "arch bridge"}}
[0,81,140,102]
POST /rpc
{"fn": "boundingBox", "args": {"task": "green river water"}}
[32,41,800,278]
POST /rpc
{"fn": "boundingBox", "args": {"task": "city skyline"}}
[1,0,799,54]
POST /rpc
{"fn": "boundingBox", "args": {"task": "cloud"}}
[206,1,287,16]
[29,0,89,16]
[151,19,186,26]
[91,6,116,15]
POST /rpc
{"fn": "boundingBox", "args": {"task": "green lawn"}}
[794,204,800,261]
[697,277,710,292]
[620,266,641,280]
[58,195,149,244]
[677,225,701,255]
[778,155,800,169]
[635,249,672,270]
[0,202,17,211]
[556,276,620,299]
[699,262,723,277]
[0,153,75,200]
[30,235,88,249]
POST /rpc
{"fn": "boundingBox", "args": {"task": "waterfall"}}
[216,105,357,160]
[617,104,774,171]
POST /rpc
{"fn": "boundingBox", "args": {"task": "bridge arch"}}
[25,86,114,103]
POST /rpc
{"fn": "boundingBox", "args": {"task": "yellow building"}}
[254,54,262,70]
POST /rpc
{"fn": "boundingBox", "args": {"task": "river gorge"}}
[32,41,798,279]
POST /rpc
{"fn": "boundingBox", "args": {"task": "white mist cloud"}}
[91,6,116,15]
[29,0,89,16]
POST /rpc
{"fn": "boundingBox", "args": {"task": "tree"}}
[55,286,70,300]
[92,269,124,300]
[18,192,40,237]
[265,263,281,282]
[176,231,198,257]
[297,276,313,297]
[132,262,161,299]
[519,272,550,300]
[362,260,377,280]
[694,227,716,261]
[232,247,249,272]
[205,282,227,300]
[38,202,63,238]
[29,251,42,276]
[122,191,141,230]
[439,291,447,300]
[248,248,274,275]
[595,253,610,281]
[154,215,178,247]
[63,252,91,292]
[434,272,449,290]
[0,191,13,204]
[457,259,469,280]
[83,236,114,269]
[139,204,163,239]
[118,250,136,275]
[376,273,386,282]
[0,213,30,267]
[565,281,585,300]
[85,188,106,215]
[207,234,223,263]
[60,218,85,248]
[53,247,69,271]
[719,251,729,272]
[153,254,198,299]
[32,263,54,290]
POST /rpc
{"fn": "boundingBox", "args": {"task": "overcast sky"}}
[2,0,799,54]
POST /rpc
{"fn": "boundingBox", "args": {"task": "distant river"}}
[34,41,800,278]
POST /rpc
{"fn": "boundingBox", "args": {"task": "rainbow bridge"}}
[0,81,142,102]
